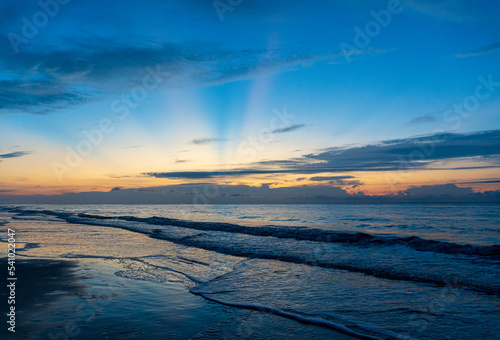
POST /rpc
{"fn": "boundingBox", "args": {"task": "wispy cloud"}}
[145,170,288,179]
[0,16,392,115]
[454,42,500,58]
[272,124,305,134]
[458,179,500,184]
[144,169,348,179]
[119,145,144,149]
[309,175,361,187]
[189,137,228,145]
[402,0,481,21]
[0,79,95,114]
[309,175,354,181]
[0,151,31,161]
[408,114,438,125]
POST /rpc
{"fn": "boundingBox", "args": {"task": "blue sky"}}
[0,0,499,202]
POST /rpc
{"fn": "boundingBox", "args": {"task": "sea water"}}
[1,204,499,339]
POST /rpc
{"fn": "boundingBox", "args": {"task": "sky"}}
[0,0,499,203]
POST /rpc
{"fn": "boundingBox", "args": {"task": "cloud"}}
[145,172,363,186]
[189,137,228,145]
[0,78,94,114]
[145,169,357,179]
[145,170,291,179]
[458,179,500,184]
[119,145,144,149]
[0,33,373,114]
[272,124,305,134]
[145,169,360,179]
[146,171,215,179]
[408,114,438,124]
[301,129,500,172]
[401,0,481,21]
[309,175,362,187]
[2,183,499,204]
[0,184,350,204]
[403,183,473,196]
[0,151,31,161]
[309,176,355,181]
[454,41,500,59]
[146,129,500,179]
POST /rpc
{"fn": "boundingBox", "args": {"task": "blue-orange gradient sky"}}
[0,0,499,203]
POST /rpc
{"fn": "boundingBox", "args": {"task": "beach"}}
[1,208,361,339]
[0,204,499,339]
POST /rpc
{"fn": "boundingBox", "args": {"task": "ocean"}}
[1,204,499,339]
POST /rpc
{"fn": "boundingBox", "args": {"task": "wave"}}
[6,206,499,258]
[72,212,500,258]
[190,289,390,340]
[4,207,499,295]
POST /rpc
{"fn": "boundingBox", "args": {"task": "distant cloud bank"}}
[1,183,499,204]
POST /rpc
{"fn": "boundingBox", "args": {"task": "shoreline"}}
[0,213,359,339]
[1,256,359,339]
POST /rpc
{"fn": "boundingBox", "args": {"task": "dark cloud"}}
[458,180,500,184]
[0,34,364,114]
[0,184,349,204]
[189,137,228,145]
[144,169,329,179]
[309,175,361,187]
[302,129,500,172]
[145,130,500,179]
[309,176,355,181]
[2,183,499,204]
[146,171,216,179]
[272,124,305,134]
[404,183,474,197]
[0,79,94,114]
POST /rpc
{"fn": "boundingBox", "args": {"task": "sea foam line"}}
[4,207,499,258]
[4,207,499,295]
[74,212,500,258]
[190,288,391,340]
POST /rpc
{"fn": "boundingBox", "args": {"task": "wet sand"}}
[0,257,359,339]
[0,259,87,339]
